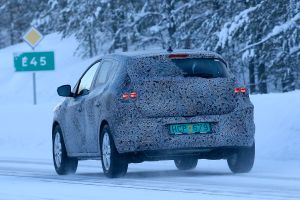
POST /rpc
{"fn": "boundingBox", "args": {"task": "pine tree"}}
[1,0,299,93]
[0,0,48,47]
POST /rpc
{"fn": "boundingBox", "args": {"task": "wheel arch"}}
[52,121,60,139]
[99,120,109,135]
[52,120,73,157]
[98,120,108,154]
[98,119,119,154]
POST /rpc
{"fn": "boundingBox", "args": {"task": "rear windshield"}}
[171,58,228,78]
[129,57,228,79]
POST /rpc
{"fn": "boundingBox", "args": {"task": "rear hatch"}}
[127,54,236,118]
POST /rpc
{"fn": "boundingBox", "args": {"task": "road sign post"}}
[33,72,37,105]
[14,27,55,105]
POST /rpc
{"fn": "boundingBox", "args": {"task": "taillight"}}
[129,91,137,99]
[168,54,189,59]
[234,87,247,94]
[121,91,137,100]
[240,87,247,93]
[234,88,240,93]
[121,93,129,100]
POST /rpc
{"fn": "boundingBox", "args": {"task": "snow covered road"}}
[0,158,299,200]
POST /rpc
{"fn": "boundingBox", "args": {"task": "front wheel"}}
[100,125,128,178]
[227,143,255,173]
[174,158,198,170]
[52,125,78,175]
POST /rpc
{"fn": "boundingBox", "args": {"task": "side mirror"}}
[57,85,73,97]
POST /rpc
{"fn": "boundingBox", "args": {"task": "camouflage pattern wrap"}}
[53,50,255,157]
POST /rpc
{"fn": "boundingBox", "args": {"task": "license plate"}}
[169,123,211,135]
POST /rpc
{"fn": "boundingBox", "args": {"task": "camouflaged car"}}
[52,50,255,178]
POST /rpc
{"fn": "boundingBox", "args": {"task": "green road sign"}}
[14,51,55,72]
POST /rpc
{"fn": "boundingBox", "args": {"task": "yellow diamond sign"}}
[23,27,43,48]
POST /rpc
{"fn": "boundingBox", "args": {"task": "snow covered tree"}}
[0,0,48,47]
[57,0,102,57]
[215,0,299,93]
[32,0,67,34]
[0,0,299,93]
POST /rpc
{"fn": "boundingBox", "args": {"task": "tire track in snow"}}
[0,161,299,200]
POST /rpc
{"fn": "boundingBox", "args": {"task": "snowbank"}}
[251,90,300,160]
[0,104,52,159]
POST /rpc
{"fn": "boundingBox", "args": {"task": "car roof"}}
[111,49,223,59]
[101,49,223,63]
[99,49,228,67]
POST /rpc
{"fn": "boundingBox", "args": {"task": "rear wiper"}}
[183,73,214,78]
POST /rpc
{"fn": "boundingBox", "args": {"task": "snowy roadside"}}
[251,90,300,160]
[0,104,53,160]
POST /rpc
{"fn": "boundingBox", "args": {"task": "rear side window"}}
[171,58,228,78]
[94,60,115,86]
[129,57,228,79]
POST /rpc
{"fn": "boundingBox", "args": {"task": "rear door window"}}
[94,60,115,86]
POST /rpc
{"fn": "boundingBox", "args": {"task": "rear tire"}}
[52,125,78,175]
[100,125,128,178]
[174,158,198,170]
[227,143,255,173]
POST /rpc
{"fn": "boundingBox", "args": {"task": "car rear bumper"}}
[122,147,248,162]
[112,107,255,154]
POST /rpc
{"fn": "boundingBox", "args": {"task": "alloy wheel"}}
[102,132,111,170]
[54,132,62,168]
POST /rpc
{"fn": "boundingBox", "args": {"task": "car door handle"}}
[95,101,101,107]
